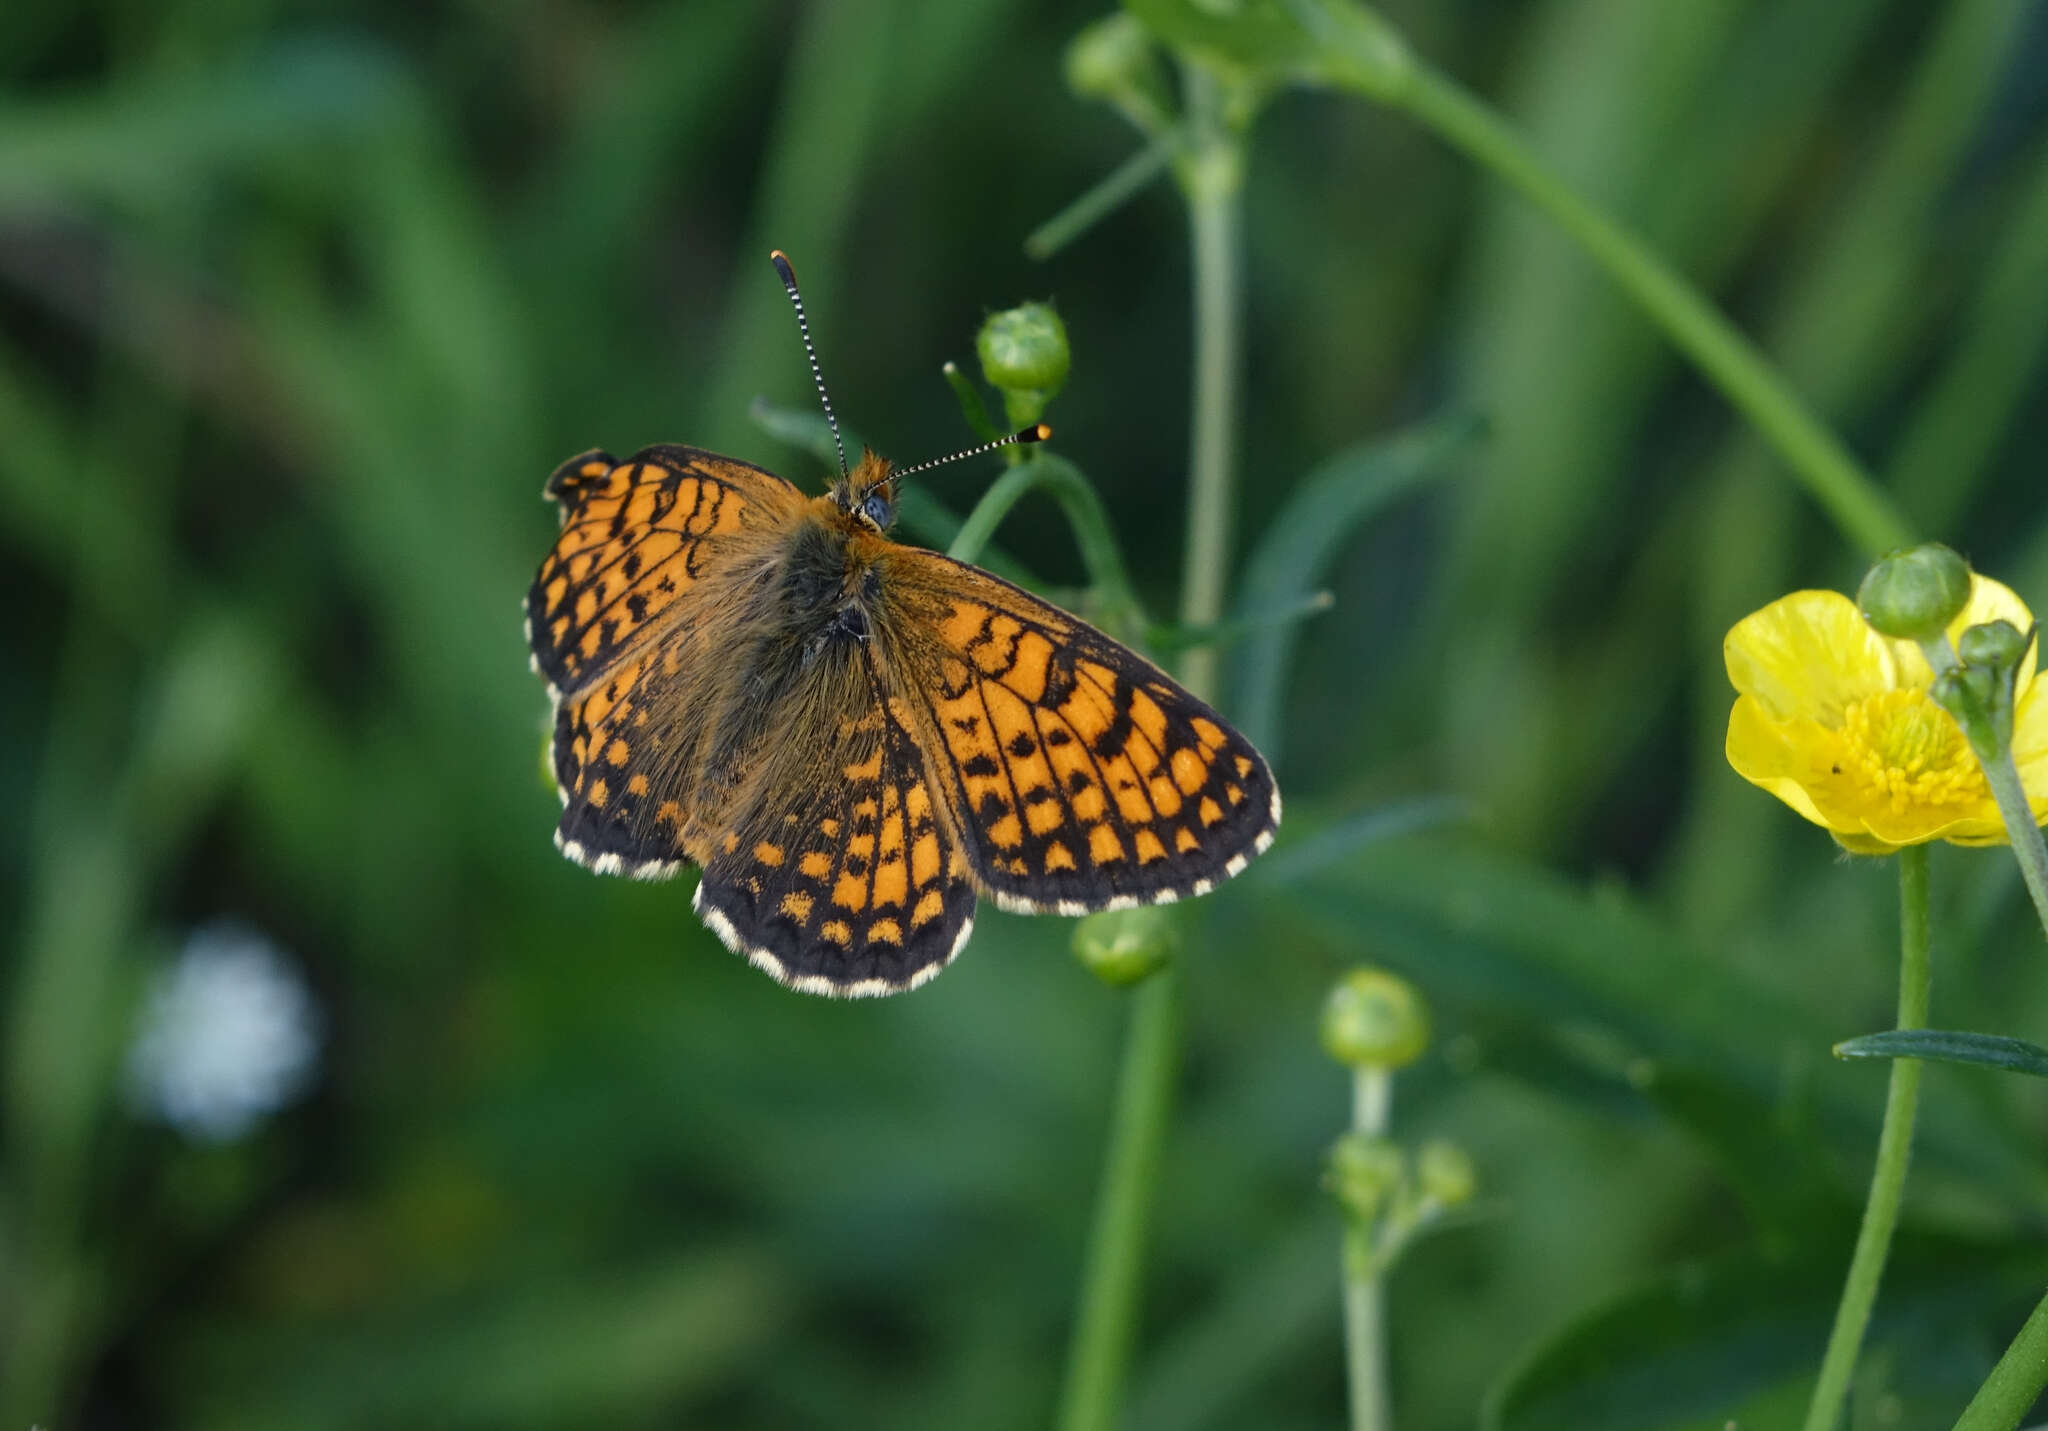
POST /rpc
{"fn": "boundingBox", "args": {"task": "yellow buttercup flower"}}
[1725,575,2048,854]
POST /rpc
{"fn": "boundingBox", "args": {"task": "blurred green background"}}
[7,1,2048,1427]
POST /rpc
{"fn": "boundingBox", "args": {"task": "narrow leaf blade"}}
[1834,1028,2048,1078]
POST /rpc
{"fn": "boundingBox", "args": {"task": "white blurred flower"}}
[127,920,321,1142]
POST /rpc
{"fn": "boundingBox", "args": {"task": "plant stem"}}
[1398,62,1911,556]
[1925,631,2048,943]
[1297,5,1912,557]
[1344,1066,1393,1431]
[1056,965,1182,1431]
[947,452,1146,642]
[1056,61,1248,1431]
[1175,63,1245,705]
[1804,843,1932,1431]
[1976,743,2048,943]
[1952,1288,2048,1431]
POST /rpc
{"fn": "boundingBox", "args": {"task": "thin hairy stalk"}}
[1056,60,1248,1431]
[1174,64,1245,703]
[1395,66,1909,556]
[947,452,1146,643]
[1952,1288,2048,1431]
[1976,744,2048,942]
[1804,844,1932,1431]
[1344,1067,1393,1431]
[1055,967,1183,1431]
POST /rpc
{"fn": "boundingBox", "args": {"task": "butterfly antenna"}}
[769,250,848,478]
[892,424,1052,481]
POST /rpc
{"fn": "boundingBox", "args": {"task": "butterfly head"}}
[832,449,897,533]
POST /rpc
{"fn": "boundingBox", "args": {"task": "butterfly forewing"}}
[528,446,804,696]
[874,552,1280,915]
[532,446,805,877]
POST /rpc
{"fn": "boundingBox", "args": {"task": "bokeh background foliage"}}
[6,0,2048,1427]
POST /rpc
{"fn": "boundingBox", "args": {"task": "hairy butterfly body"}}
[525,256,1279,996]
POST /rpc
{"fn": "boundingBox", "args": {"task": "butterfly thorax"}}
[776,499,890,646]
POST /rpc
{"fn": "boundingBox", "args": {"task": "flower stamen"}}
[1837,688,1987,815]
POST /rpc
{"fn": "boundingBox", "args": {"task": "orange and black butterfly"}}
[526,252,1279,996]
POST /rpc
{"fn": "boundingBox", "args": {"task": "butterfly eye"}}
[861,493,893,529]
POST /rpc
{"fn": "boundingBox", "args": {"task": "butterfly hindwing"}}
[876,552,1280,914]
[527,445,803,695]
[691,643,978,995]
[549,630,696,878]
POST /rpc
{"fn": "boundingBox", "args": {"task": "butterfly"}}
[525,252,1279,996]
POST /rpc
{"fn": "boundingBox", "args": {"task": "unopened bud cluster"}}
[1857,544,2037,764]
[1319,965,1475,1276]
[1933,618,2031,763]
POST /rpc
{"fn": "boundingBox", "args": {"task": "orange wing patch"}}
[528,446,801,695]
[882,556,1280,916]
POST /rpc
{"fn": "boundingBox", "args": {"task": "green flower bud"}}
[1326,1130,1404,1224]
[1856,543,1971,642]
[1072,906,1176,986]
[977,303,1070,431]
[1416,1139,1476,1208]
[1932,664,2009,761]
[1320,967,1429,1070]
[1958,619,2030,674]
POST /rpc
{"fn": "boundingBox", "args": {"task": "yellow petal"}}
[1725,590,1898,724]
[1861,802,2004,848]
[2012,670,2048,778]
[1998,677,2048,833]
[1725,696,1848,832]
[1831,829,1900,856]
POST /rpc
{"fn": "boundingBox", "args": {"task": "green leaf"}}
[178,1249,791,1429]
[1228,411,1481,760]
[1143,589,1331,654]
[1122,0,1316,75]
[1484,1234,2048,1431]
[947,452,1148,643]
[1631,1062,1846,1247]
[746,396,861,469]
[1246,795,1468,886]
[0,41,411,207]
[1835,1028,2048,1079]
[1274,835,2043,1201]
